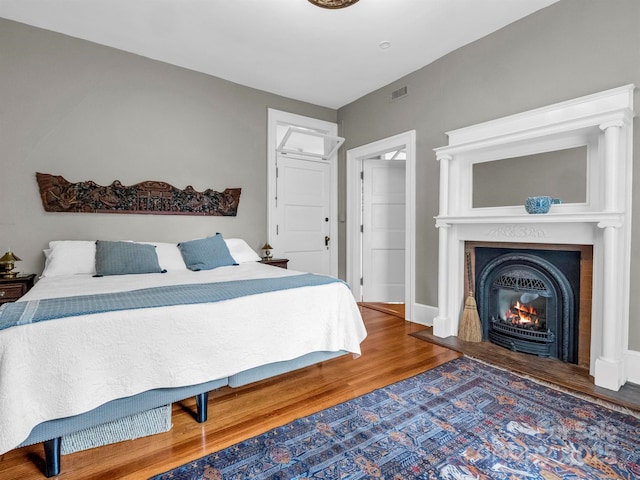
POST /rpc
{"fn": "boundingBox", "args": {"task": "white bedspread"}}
[0,263,366,454]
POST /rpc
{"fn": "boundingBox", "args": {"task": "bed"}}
[0,236,367,477]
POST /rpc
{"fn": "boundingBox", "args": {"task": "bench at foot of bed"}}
[42,392,210,478]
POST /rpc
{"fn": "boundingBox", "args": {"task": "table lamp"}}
[261,243,273,260]
[0,250,21,278]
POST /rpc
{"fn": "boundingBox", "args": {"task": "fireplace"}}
[475,247,579,363]
[432,85,634,390]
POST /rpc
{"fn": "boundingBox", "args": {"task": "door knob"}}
[325,236,331,247]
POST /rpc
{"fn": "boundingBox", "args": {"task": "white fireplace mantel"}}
[433,85,635,391]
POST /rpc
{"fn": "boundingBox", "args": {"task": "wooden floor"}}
[411,326,640,413]
[0,306,459,480]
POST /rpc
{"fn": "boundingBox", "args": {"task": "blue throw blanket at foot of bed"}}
[0,273,344,331]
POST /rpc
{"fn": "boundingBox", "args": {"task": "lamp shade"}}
[0,250,21,264]
[261,243,273,251]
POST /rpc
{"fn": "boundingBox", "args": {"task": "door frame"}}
[346,130,416,321]
[267,109,339,277]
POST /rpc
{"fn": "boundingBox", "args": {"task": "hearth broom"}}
[458,250,483,342]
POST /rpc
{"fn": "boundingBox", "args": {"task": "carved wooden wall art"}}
[36,173,241,216]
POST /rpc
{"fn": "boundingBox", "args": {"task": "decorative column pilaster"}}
[594,120,626,391]
[437,154,452,217]
[600,121,624,212]
[434,154,454,337]
[434,221,452,337]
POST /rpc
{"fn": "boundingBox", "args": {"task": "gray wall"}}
[0,18,336,275]
[337,0,640,350]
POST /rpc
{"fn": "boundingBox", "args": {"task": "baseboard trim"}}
[625,350,640,385]
[410,303,438,326]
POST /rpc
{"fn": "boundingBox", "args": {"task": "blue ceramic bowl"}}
[525,196,562,214]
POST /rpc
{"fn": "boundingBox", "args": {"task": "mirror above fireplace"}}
[472,146,587,209]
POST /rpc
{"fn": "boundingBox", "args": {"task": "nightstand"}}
[0,274,36,304]
[259,258,289,269]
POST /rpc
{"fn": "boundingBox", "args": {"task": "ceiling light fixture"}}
[307,0,359,9]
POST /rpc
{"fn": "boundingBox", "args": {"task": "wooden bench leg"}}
[196,392,209,423]
[43,437,61,477]
[41,396,208,476]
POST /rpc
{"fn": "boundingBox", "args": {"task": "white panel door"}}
[362,159,406,301]
[276,155,331,274]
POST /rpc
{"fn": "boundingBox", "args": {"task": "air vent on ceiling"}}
[391,86,408,101]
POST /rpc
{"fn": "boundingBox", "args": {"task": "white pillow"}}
[224,238,261,263]
[40,238,257,277]
[137,242,187,271]
[41,240,97,277]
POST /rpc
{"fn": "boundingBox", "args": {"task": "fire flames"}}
[505,300,539,325]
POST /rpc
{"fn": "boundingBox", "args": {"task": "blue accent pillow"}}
[94,240,164,276]
[178,234,238,271]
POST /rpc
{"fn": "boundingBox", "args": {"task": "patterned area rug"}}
[150,358,640,479]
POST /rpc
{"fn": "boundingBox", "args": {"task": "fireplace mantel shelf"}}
[436,211,624,227]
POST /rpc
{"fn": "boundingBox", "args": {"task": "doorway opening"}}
[347,131,416,321]
[362,150,406,303]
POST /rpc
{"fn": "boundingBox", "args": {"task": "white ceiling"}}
[0,0,559,109]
